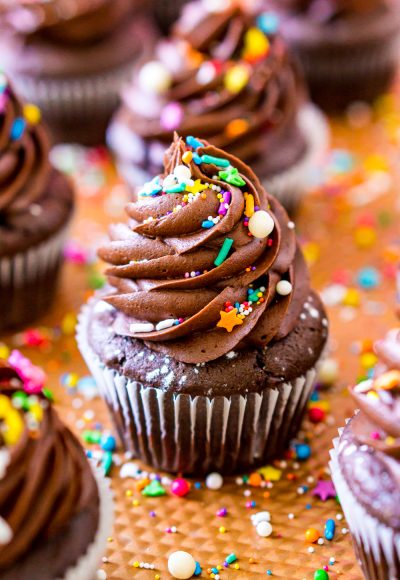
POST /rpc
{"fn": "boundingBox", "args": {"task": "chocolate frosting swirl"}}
[338,328,400,529]
[110,0,306,179]
[0,361,99,571]
[99,135,312,364]
[0,0,139,44]
[277,0,392,18]
[0,77,50,216]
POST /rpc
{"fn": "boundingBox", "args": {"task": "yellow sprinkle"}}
[244,192,255,217]
[234,563,240,570]
[354,226,376,249]
[125,489,133,497]
[361,352,378,370]
[224,64,249,93]
[3,409,24,446]
[258,465,282,481]
[29,403,43,423]
[343,288,361,307]
[0,395,12,415]
[61,312,77,335]
[155,575,160,580]
[219,526,227,533]
[107,537,113,543]
[182,150,193,164]
[366,390,379,401]
[132,499,140,507]
[0,344,10,360]
[386,436,395,446]
[23,103,41,125]
[133,561,140,568]
[217,565,223,570]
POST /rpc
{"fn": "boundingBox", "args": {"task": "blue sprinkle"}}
[310,390,320,402]
[306,503,312,510]
[330,149,354,174]
[194,562,202,576]
[294,443,311,461]
[101,434,116,452]
[266,570,273,576]
[194,482,202,489]
[324,518,336,541]
[10,117,26,140]
[211,568,219,574]
[202,220,215,229]
[234,302,240,309]
[257,12,279,34]
[357,266,380,290]
[192,153,202,165]
[186,135,203,149]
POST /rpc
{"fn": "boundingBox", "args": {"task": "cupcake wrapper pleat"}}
[10,61,136,119]
[330,437,400,580]
[77,301,321,475]
[0,228,68,330]
[62,464,113,580]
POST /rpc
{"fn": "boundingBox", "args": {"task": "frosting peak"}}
[99,135,311,364]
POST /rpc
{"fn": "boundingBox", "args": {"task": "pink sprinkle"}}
[217,508,227,517]
[323,566,329,571]
[371,431,381,440]
[160,102,184,131]
[64,240,88,265]
[8,350,46,394]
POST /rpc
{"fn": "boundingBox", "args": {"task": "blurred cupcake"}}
[0,0,156,145]
[270,0,400,111]
[108,0,329,210]
[0,352,113,579]
[77,135,328,475]
[330,327,400,579]
[0,75,74,332]
[151,0,190,34]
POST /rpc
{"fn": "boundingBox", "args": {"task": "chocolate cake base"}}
[78,291,328,474]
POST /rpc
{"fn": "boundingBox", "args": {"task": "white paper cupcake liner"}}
[61,463,113,580]
[261,103,330,210]
[0,228,68,330]
[77,300,322,474]
[330,431,400,580]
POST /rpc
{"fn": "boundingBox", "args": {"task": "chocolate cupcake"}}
[77,135,328,474]
[270,0,400,111]
[0,0,156,145]
[330,328,400,579]
[151,0,190,34]
[108,0,329,210]
[0,75,74,331]
[0,353,113,579]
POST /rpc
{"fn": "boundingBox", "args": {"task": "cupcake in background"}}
[108,0,329,210]
[269,0,400,111]
[78,134,328,475]
[0,0,156,145]
[151,0,190,34]
[0,352,113,579]
[0,75,74,332]
[330,327,400,579]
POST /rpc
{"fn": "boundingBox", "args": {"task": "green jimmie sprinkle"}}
[214,237,234,267]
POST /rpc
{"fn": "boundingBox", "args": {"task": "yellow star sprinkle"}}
[217,308,243,332]
[258,465,282,481]
[185,179,208,194]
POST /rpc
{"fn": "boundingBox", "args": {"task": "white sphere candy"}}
[138,61,172,94]
[248,210,275,239]
[276,280,293,296]
[163,174,177,189]
[168,551,196,579]
[251,511,271,526]
[205,472,223,490]
[174,164,192,183]
[256,520,273,538]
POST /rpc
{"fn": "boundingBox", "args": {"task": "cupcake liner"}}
[0,228,68,331]
[61,463,113,580]
[297,30,400,108]
[77,300,322,475]
[330,432,400,580]
[261,103,330,211]
[9,60,137,145]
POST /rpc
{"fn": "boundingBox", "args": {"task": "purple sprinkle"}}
[223,191,231,203]
[254,206,260,211]
[150,511,156,517]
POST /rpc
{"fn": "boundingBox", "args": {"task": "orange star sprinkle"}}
[217,308,244,332]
